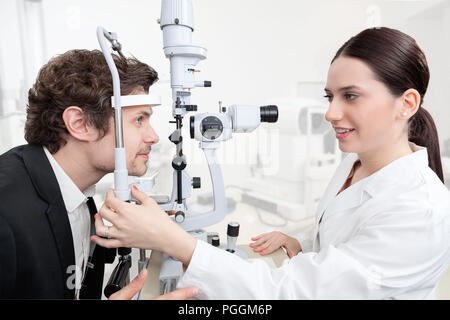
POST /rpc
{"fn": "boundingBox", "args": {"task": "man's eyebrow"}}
[134,110,152,117]
[324,85,363,93]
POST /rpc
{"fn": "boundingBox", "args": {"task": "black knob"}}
[175,211,185,223]
[185,105,197,111]
[227,221,240,237]
[192,177,201,189]
[168,131,182,144]
[172,157,186,171]
[104,255,132,298]
[211,236,220,247]
[190,116,195,139]
[204,81,212,87]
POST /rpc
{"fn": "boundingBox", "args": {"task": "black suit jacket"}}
[0,144,113,299]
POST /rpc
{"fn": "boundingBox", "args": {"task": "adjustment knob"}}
[192,177,201,189]
[227,221,240,237]
[190,116,195,139]
[226,221,240,253]
[211,236,220,247]
[175,211,185,223]
[172,156,186,171]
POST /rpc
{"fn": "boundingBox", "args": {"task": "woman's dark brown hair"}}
[25,49,158,153]
[332,27,444,183]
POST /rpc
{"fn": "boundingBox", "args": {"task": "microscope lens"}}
[260,105,278,123]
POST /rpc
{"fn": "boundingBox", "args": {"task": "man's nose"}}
[325,101,344,123]
[144,125,160,145]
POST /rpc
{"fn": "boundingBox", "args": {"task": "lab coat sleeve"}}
[294,223,314,253]
[177,202,449,299]
[177,238,374,299]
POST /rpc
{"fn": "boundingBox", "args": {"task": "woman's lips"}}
[334,127,355,140]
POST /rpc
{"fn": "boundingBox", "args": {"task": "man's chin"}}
[128,165,148,177]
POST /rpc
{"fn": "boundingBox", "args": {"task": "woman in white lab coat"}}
[92,27,450,299]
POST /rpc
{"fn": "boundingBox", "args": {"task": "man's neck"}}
[51,143,105,192]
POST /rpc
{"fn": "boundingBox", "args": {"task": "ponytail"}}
[408,107,444,183]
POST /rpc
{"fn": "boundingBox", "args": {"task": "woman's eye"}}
[344,93,357,101]
[323,95,333,102]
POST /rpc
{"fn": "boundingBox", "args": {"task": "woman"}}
[92,27,450,299]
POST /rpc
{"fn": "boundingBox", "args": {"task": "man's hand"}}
[109,269,199,300]
[91,188,197,268]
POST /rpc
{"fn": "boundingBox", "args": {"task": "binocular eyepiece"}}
[260,105,278,123]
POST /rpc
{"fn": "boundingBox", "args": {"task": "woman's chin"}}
[338,142,358,154]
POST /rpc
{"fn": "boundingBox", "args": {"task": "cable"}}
[225,185,288,227]
[255,207,288,228]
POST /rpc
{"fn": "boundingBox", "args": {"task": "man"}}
[0,49,196,299]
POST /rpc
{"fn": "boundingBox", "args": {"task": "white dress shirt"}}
[177,143,450,299]
[43,147,95,299]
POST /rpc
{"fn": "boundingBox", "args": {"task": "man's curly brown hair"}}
[24,49,158,153]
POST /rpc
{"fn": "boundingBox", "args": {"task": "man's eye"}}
[135,116,143,125]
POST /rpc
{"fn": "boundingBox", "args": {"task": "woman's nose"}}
[325,101,344,123]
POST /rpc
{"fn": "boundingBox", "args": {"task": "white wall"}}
[1,0,449,185]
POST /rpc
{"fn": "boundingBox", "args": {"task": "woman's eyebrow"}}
[324,85,363,93]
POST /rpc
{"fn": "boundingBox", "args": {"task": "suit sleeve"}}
[0,215,16,298]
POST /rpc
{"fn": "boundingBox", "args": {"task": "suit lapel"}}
[22,144,76,299]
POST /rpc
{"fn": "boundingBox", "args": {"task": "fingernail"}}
[94,214,97,219]
[260,251,264,254]
[192,287,200,295]
[133,185,139,191]
[90,237,94,242]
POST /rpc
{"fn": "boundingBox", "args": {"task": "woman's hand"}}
[250,231,302,258]
[109,269,199,300]
[91,187,197,266]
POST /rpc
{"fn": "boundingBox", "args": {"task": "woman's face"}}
[324,56,404,155]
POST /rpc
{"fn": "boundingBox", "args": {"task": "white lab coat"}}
[177,143,450,299]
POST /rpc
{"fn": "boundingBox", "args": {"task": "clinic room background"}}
[1,0,450,288]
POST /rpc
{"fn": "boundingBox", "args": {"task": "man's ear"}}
[397,88,421,120]
[62,106,99,142]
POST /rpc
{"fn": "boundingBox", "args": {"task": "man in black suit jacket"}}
[0,49,197,300]
[0,144,107,298]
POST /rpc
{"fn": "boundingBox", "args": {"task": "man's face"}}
[91,89,160,177]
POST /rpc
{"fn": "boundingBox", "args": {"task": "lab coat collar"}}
[362,142,428,198]
[317,142,428,221]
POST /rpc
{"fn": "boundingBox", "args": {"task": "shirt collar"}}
[360,142,429,198]
[43,147,96,212]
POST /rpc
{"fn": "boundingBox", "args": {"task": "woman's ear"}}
[62,106,99,142]
[398,89,421,120]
